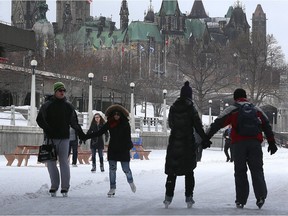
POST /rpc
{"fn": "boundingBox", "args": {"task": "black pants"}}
[69,140,78,165]
[224,140,233,161]
[165,172,195,198]
[233,140,267,204]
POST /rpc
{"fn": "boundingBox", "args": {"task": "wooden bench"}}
[77,152,91,164]
[130,150,151,160]
[4,153,39,166]
[131,144,151,160]
[77,150,108,164]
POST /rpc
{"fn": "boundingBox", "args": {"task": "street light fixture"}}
[163,89,167,133]
[130,82,135,133]
[28,59,37,126]
[87,72,94,128]
[208,100,212,125]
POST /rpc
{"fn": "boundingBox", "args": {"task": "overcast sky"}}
[0,0,287,62]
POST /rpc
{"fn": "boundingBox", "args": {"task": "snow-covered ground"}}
[1,146,287,215]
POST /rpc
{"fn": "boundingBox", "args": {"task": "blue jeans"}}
[109,160,134,189]
[91,148,104,165]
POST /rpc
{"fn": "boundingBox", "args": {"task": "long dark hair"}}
[90,113,105,127]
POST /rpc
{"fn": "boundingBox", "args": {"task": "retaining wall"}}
[0,126,224,154]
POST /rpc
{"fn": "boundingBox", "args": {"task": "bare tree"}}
[178,41,237,115]
[232,34,286,105]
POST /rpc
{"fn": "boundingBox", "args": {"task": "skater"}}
[87,113,109,172]
[163,81,211,208]
[68,127,79,167]
[223,124,233,162]
[204,88,278,209]
[36,81,85,197]
[84,104,136,197]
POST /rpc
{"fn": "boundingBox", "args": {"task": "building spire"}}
[120,0,129,30]
[189,0,208,19]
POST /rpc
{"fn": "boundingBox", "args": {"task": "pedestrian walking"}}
[204,88,278,209]
[223,124,233,162]
[36,81,85,197]
[69,127,79,167]
[87,113,109,172]
[163,81,211,208]
[84,104,136,197]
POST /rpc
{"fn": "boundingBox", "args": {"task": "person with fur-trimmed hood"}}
[163,81,211,208]
[84,104,136,196]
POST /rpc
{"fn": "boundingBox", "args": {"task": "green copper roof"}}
[126,21,162,42]
[159,0,183,16]
[184,19,207,40]
[225,6,234,18]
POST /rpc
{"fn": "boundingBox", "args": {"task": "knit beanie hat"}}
[233,88,247,100]
[180,81,192,99]
[53,82,66,92]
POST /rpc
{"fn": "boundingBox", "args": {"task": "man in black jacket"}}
[36,82,85,197]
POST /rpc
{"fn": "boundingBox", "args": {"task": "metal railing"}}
[0,106,169,132]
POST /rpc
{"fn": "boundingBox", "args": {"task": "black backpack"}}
[236,103,261,136]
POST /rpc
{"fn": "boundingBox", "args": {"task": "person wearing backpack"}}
[203,88,278,209]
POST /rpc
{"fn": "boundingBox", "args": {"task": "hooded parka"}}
[165,97,207,176]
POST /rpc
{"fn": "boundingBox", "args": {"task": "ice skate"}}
[91,165,96,172]
[236,201,244,209]
[61,189,68,197]
[186,196,195,208]
[100,164,104,172]
[163,195,173,208]
[107,188,115,197]
[49,189,57,197]
[256,197,265,209]
[129,182,136,193]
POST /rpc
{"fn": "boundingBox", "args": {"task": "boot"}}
[100,163,104,172]
[163,195,173,208]
[91,164,96,172]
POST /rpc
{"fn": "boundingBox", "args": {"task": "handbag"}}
[38,139,57,163]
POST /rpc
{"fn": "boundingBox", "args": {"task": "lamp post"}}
[272,112,275,131]
[88,72,94,127]
[163,89,167,132]
[209,100,212,125]
[130,82,135,133]
[28,59,37,126]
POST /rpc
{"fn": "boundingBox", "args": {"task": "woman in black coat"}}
[164,81,210,208]
[85,104,136,197]
[87,113,109,172]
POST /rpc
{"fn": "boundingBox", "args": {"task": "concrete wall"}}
[0,126,225,154]
[0,126,44,154]
[140,132,224,150]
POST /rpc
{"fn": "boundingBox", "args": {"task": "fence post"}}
[140,118,143,132]
[147,118,151,132]
[10,105,15,126]
[155,118,158,132]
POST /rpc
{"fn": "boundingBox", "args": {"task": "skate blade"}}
[187,203,193,209]
[163,201,170,209]
[62,193,68,197]
[50,193,56,197]
[107,194,115,198]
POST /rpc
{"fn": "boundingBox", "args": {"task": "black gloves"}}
[201,140,212,149]
[267,141,277,155]
[78,130,87,141]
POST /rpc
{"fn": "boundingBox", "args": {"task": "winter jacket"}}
[87,123,109,149]
[85,118,133,162]
[36,96,84,139]
[207,98,275,144]
[165,97,208,176]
